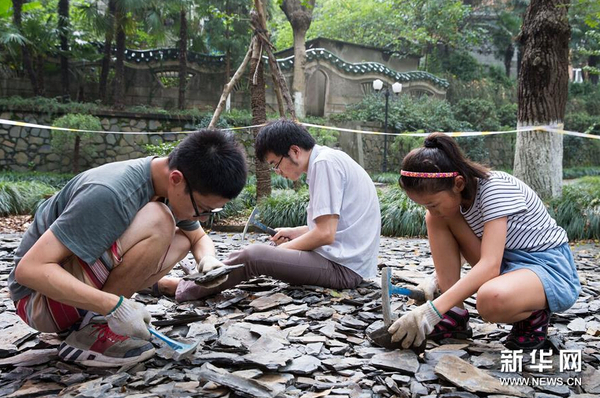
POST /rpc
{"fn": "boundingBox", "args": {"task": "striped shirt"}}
[461,171,568,251]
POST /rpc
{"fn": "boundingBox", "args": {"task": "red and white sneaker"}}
[58,316,155,367]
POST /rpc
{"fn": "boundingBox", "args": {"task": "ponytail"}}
[400,133,489,200]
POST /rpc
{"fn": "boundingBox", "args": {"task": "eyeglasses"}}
[270,155,285,172]
[181,171,223,218]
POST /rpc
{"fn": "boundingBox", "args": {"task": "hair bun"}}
[424,138,437,148]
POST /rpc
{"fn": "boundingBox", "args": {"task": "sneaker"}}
[428,306,473,342]
[58,317,155,367]
[504,309,551,350]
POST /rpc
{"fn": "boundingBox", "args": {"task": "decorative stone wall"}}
[1,110,515,175]
[0,110,255,174]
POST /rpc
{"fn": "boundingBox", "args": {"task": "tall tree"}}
[280,0,315,118]
[178,6,187,109]
[12,0,40,95]
[251,0,271,199]
[58,0,70,99]
[99,0,116,103]
[513,0,571,199]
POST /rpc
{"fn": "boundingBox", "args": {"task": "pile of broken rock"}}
[1,232,599,397]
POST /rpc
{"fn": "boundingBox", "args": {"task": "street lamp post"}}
[373,79,402,172]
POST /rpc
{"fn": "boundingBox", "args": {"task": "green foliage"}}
[0,171,73,189]
[453,98,501,131]
[548,177,600,240]
[334,94,467,135]
[371,173,400,185]
[445,75,517,108]
[302,116,339,147]
[378,186,427,237]
[430,51,482,82]
[258,188,309,227]
[145,141,179,157]
[51,114,102,172]
[0,181,55,216]
[563,167,600,179]
[497,103,518,128]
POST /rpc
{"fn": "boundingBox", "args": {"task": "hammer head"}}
[381,267,394,327]
[242,207,259,241]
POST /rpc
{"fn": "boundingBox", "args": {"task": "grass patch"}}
[379,186,427,237]
[0,181,56,216]
[549,177,600,240]
[0,171,73,189]
[258,188,309,228]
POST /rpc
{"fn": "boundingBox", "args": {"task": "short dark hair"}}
[255,119,316,162]
[400,133,489,201]
[168,129,247,199]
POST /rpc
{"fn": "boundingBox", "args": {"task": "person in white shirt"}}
[159,118,381,301]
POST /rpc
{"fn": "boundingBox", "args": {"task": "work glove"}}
[197,255,228,288]
[413,273,439,305]
[105,296,152,340]
[388,301,443,349]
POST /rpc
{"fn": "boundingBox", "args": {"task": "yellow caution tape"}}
[1,118,598,140]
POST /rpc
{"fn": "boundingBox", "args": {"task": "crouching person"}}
[8,129,247,367]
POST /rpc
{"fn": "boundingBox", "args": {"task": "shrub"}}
[378,186,427,237]
[453,98,501,131]
[371,172,400,185]
[51,114,102,173]
[548,177,600,240]
[258,188,309,227]
[0,181,56,216]
[145,141,178,157]
[0,171,73,189]
[497,103,518,128]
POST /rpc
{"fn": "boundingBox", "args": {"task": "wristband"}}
[428,300,443,319]
[107,295,124,315]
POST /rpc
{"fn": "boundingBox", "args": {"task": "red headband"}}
[400,170,459,178]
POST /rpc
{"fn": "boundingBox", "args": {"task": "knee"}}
[476,284,510,322]
[226,244,272,265]
[141,202,176,239]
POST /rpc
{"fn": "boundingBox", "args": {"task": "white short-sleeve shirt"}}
[306,145,381,279]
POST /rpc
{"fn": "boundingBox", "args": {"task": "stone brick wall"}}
[1,110,515,175]
[0,110,255,173]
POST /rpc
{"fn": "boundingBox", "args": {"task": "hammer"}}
[380,267,427,326]
[149,328,198,360]
[366,267,428,353]
[242,207,277,241]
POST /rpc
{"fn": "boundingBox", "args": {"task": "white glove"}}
[388,301,443,349]
[197,255,228,288]
[105,296,151,340]
[414,273,439,305]
[198,255,225,273]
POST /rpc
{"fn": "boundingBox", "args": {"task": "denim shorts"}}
[500,243,581,313]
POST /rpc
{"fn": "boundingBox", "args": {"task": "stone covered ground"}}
[1,229,599,398]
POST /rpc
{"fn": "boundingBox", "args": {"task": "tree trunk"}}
[251,3,271,200]
[73,135,81,174]
[280,0,315,118]
[178,8,188,110]
[35,55,45,96]
[58,0,70,100]
[113,12,126,110]
[99,0,116,103]
[251,41,271,200]
[589,55,599,85]
[12,0,40,95]
[504,43,514,77]
[513,0,570,199]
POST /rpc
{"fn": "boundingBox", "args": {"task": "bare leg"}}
[102,202,190,298]
[476,269,547,323]
[426,210,482,308]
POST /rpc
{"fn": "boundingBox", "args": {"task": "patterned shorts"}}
[14,241,123,333]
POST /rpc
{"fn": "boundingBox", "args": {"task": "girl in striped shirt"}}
[388,133,580,350]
